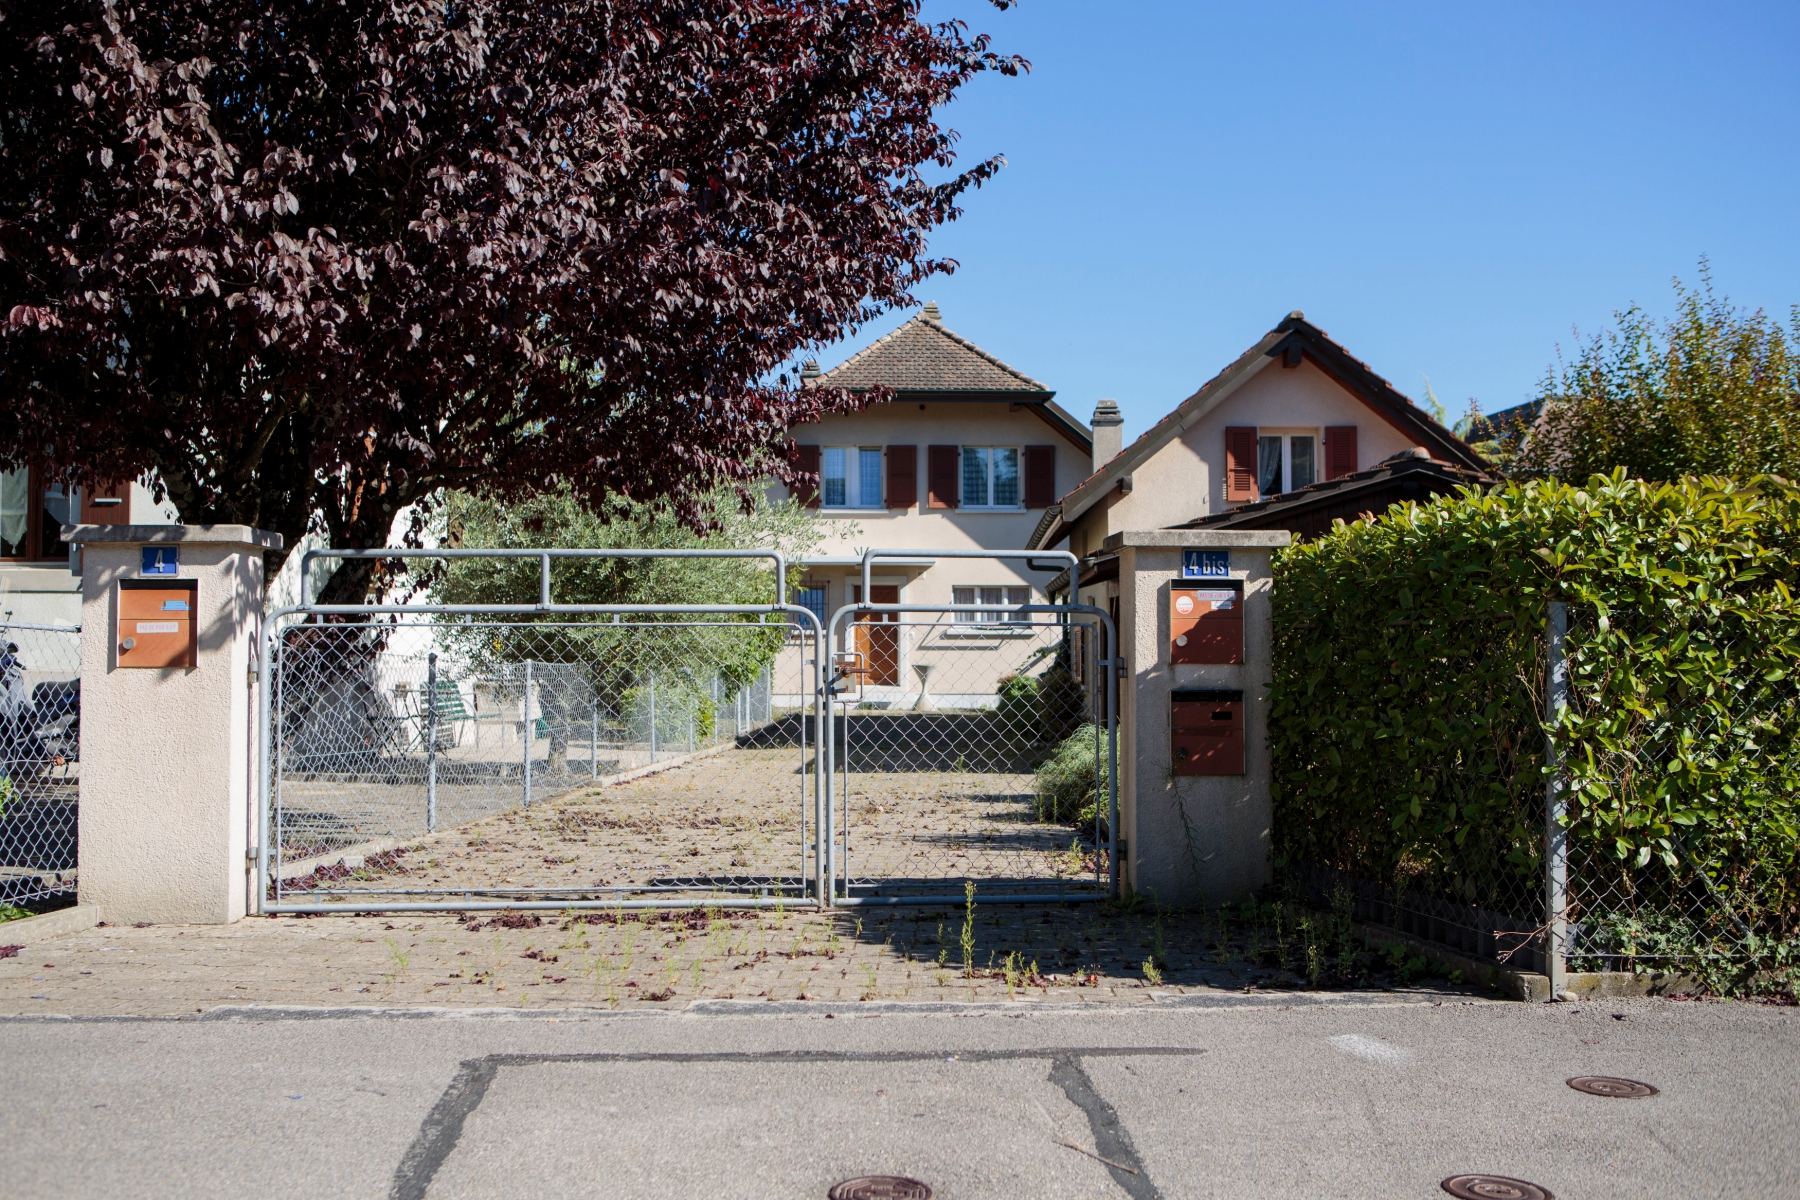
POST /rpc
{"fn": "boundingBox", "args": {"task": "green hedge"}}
[1270,473,1800,980]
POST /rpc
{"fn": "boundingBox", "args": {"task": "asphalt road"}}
[1,994,1794,1199]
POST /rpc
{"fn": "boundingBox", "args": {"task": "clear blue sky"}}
[806,0,1800,443]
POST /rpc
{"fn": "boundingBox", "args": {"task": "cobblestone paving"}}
[0,901,1438,1018]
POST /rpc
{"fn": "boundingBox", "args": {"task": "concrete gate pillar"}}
[63,524,282,925]
[1107,529,1291,909]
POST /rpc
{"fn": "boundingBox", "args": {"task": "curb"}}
[0,904,103,943]
[1353,921,1549,1002]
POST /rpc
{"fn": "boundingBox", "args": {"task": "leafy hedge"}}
[1270,473,1800,982]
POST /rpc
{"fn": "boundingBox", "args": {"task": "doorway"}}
[852,584,900,686]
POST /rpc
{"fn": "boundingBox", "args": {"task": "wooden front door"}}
[853,585,901,687]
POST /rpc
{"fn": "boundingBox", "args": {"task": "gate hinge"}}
[246,846,259,863]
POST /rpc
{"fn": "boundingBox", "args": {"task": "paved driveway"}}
[2,996,1793,1198]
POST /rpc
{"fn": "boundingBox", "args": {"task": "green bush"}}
[1271,472,1800,984]
[1034,723,1110,831]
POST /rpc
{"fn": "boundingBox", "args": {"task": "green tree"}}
[430,488,828,770]
[1520,264,1800,482]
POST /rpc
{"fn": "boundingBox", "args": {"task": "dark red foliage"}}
[0,1,1023,597]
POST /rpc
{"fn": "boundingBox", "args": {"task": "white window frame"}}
[948,585,1035,636]
[958,446,1024,511]
[1254,430,1319,497]
[819,446,885,510]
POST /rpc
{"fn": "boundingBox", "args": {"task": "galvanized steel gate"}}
[257,548,1115,915]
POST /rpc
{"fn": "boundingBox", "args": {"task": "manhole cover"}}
[1567,1075,1658,1098]
[1440,1175,1554,1200]
[828,1177,932,1200]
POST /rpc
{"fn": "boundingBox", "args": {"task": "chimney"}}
[922,302,941,322]
[1091,398,1124,472]
[800,359,821,383]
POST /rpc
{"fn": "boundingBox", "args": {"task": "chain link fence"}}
[827,607,1114,905]
[1560,604,1800,985]
[1,621,81,911]
[264,614,822,911]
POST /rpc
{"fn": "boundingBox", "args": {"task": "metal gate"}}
[256,547,1113,915]
[258,548,826,914]
[824,550,1117,906]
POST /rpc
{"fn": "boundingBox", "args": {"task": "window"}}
[792,585,828,631]
[819,447,883,509]
[1,468,81,562]
[1254,433,1319,497]
[953,586,1031,624]
[960,447,1021,508]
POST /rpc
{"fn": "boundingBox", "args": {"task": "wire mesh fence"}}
[827,608,1113,905]
[0,621,81,910]
[1560,603,1800,984]
[265,615,821,910]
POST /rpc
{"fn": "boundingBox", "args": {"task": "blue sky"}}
[806,1,1800,442]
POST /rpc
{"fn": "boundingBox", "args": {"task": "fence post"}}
[426,653,439,833]
[591,687,599,780]
[649,673,658,762]
[1545,600,1569,998]
[523,659,534,808]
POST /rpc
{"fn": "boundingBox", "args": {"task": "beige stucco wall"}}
[774,399,1091,612]
[1062,357,1424,560]
[74,527,275,924]
[1111,529,1290,909]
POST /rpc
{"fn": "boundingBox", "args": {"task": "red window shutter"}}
[1023,445,1056,509]
[1324,426,1358,480]
[1224,427,1258,503]
[927,445,959,509]
[794,444,821,509]
[886,445,917,509]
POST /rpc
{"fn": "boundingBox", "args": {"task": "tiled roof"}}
[808,305,1052,395]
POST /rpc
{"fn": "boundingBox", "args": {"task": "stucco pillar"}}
[1107,529,1291,909]
[63,524,281,925]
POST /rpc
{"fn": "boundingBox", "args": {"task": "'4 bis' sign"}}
[1181,550,1230,579]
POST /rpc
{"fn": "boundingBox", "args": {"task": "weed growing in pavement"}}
[1141,958,1162,987]
[961,881,978,978]
[859,962,878,1000]
[385,938,411,984]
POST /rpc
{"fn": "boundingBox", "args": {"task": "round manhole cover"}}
[828,1176,932,1200]
[1440,1175,1554,1200]
[1567,1075,1658,1098]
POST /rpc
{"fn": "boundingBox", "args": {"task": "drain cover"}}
[1440,1175,1554,1200]
[1567,1075,1658,1098]
[828,1177,932,1200]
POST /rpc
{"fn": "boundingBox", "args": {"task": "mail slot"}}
[1170,582,1243,665]
[118,579,198,668]
[1171,688,1244,775]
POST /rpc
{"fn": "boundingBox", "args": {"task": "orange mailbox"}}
[1169,582,1243,664]
[118,580,198,668]
[1171,689,1244,776]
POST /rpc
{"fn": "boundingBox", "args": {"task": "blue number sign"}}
[1182,549,1230,579]
[141,546,179,576]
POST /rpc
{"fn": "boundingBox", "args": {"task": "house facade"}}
[1026,312,1487,612]
[776,303,1093,626]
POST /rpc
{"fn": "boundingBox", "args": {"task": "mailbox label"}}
[141,546,179,575]
[1182,550,1230,578]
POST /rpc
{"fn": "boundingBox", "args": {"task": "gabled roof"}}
[803,303,1091,453]
[807,303,1052,396]
[1028,311,1490,549]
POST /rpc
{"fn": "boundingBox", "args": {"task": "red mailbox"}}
[1169,582,1243,665]
[1171,689,1244,776]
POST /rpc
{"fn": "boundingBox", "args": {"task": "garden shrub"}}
[1271,472,1800,987]
[1033,723,1110,833]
